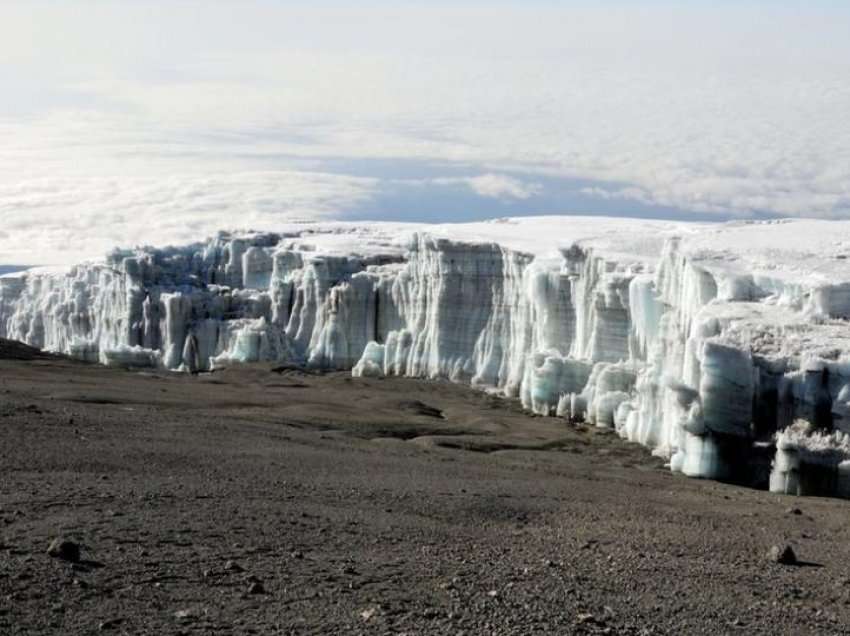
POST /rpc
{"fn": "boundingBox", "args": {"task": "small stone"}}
[47,539,81,563]
[291,551,304,559]
[767,544,797,565]
[224,560,243,572]
[786,507,803,516]
[174,609,195,621]
[360,607,377,621]
[576,612,597,625]
[98,618,123,630]
[487,590,499,598]
[247,581,265,595]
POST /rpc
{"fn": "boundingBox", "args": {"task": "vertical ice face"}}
[385,235,532,383]
[243,247,274,290]
[769,420,850,498]
[698,341,754,437]
[307,272,380,369]
[808,283,850,319]
[628,274,663,360]
[161,292,191,369]
[4,220,850,497]
[521,354,592,416]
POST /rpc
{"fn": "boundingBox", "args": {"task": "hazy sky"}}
[1,1,849,265]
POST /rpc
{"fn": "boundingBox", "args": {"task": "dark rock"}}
[767,544,797,565]
[786,507,803,516]
[99,618,123,630]
[47,538,81,563]
[247,581,265,595]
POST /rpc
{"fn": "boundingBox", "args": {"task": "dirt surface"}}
[2,339,850,635]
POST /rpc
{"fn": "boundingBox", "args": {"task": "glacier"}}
[4,216,850,498]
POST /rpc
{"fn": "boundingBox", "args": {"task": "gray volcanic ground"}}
[1,339,850,635]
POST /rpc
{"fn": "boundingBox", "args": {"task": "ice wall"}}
[4,221,850,498]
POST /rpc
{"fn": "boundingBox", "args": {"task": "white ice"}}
[5,216,850,496]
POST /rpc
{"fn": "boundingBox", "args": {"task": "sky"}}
[1,1,849,266]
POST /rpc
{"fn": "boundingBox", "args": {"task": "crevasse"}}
[4,222,850,498]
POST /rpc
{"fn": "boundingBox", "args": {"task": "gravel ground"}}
[2,339,850,635]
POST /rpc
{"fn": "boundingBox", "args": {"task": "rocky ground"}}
[2,338,850,635]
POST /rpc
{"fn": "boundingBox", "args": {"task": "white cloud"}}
[1,3,850,265]
[432,174,541,200]
[0,171,377,266]
[463,175,541,200]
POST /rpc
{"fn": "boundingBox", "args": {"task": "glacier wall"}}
[4,224,850,497]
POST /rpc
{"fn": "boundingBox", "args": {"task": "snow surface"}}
[4,215,850,497]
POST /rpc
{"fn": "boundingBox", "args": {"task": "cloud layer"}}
[1,3,849,264]
[434,175,541,201]
[0,171,378,266]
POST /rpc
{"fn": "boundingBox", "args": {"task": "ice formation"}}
[5,216,850,497]
[770,420,850,498]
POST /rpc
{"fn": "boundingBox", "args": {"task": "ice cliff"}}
[4,216,850,498]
